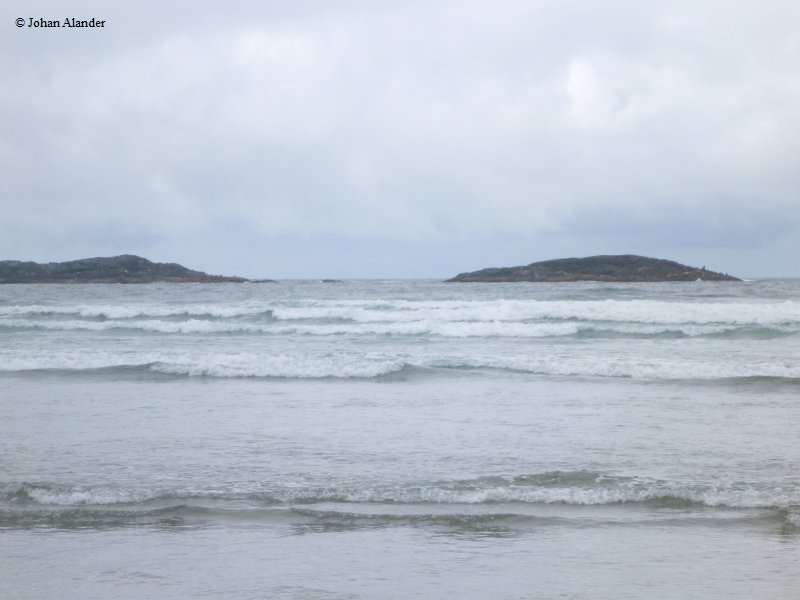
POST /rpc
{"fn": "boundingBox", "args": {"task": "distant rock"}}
[0,255,249,284]
[447,255,740,282]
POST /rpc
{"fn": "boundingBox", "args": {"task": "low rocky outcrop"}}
[447,255,740,282]
[0,255,248,283]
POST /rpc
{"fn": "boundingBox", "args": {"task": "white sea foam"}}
[0,316,792,339]
[0,318,268,334]
[8,480,799,509]
[150,352,407,379]
[0,317,584,337]
[0,303,271,320]
[447,354,800,380]
[286,484,800,507]
[2,285,797,380]
[2,347,797,380]
[2,299,798,327]
[0,352,144,372]
[270,299,800,327]
[0,350,406,378]
[7,484,162,506]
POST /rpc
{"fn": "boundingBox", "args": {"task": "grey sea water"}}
[1,279,799,599]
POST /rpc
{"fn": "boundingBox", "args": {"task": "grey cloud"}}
[2,0,798,275]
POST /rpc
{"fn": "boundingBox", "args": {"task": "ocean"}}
[1,279,799,599]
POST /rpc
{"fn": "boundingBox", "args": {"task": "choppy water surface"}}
[1,279,799,599]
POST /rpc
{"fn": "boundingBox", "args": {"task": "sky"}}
[2,0,799,278]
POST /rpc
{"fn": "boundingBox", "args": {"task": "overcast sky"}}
[2,0,798,278]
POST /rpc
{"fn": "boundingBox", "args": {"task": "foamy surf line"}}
[268,299,800,327]
[4,477,800,511]
[2,348,799,381]
[5,479,798,533]
[3,505,796,534]
[0,304,273,319]
[2,298,798,326]
[0,318,796,339]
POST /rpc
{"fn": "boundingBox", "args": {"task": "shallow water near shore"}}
[2,279,799,599]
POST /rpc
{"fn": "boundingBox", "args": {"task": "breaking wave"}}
[1,299,797,335]
[0,318,796,339]
[3,285,797,382]
[2,350,798,381]
[4,473,799,510]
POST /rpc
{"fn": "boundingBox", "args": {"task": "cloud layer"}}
[2,0,799,276]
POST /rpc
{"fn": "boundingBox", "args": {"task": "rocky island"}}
[0,255,248,284]
[447,255,740,282]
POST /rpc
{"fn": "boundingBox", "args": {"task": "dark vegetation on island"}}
[447,255,740,282]
[0,255,249,284]
[0,253,741,284]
